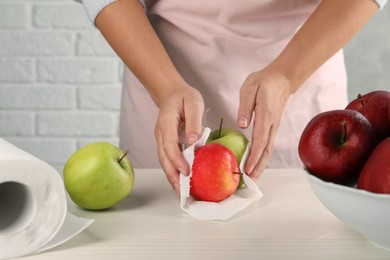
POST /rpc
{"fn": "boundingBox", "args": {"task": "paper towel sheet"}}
[0,138,94,260]
[180,128,263,220]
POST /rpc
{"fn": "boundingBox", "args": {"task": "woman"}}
[75,0,385,196]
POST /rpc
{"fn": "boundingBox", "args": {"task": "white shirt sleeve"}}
[73,0,146,24]
[374,0,388,9]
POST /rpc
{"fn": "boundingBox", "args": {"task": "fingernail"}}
[239,117,248,128]
[188,134,198,144]
[246,164,255,175]
[178,165,190,176]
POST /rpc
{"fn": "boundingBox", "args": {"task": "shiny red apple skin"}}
[388,102,390,123]
[190,143,240,202]
[357,137,390,194]
[298,110,377,185]
[345,91,377,110]
[345,90,390,140]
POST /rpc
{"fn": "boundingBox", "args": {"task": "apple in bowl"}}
[298,109,377,185]
[358,137,390,194]
[299,102,390,251]
[345,90,390,140]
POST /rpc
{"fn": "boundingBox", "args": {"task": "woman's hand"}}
[154,85,204,197]
[238,68,292,181]
[237,0,378,181]
[96,1,205,196]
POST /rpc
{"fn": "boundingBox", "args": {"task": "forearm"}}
[95,0,187,107]
[268,0,379,93]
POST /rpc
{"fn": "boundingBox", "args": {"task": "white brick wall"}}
[0,0,122,171]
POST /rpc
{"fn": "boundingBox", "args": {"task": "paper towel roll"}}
[0,138,93,259]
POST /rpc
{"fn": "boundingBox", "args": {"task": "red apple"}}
[388,102,390,122]
[298,110,377,184]
[357,137,390,194]
[345,90,390,140]
[190,143,240,202]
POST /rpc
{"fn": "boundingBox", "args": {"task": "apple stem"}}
[341,121,347,145]
[357,93,364,106]
[218,117,224,138]
[118,150,129,163]
[232,172,242,175]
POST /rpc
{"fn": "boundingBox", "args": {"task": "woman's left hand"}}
[237,67,293,181]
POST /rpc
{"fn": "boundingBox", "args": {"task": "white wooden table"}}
[22,169,390,260]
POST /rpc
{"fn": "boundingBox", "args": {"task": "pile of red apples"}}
[299,90,390,194]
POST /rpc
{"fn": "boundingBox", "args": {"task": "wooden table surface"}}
[22,169,390,260]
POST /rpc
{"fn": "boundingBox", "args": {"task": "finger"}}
[158,112,190,176]
[249,124,277,181]
[238,77,257,129]
[155,129,181,197]
[183,93,204,145]
[244,106,272,174]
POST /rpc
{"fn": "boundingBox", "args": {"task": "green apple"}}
[206,118,249,188]
[63,142,134,210]
[207,127,249,164]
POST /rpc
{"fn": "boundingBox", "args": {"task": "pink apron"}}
[119,0,348,168]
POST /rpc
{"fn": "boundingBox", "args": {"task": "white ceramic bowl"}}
[304,170,390,250]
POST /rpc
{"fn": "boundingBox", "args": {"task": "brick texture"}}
[0,32,74,56]
[33,4,91,29]
[0,59,34,82]
[0,0,121,170]
[0,4,29,29]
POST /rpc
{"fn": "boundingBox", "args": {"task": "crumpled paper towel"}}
[180,128,263,220]
[0,138,94,259]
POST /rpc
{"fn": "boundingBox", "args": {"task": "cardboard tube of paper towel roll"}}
[0,138,93,259]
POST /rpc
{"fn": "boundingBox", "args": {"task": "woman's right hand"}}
[95,0,205,196]
[154,85,204,197]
